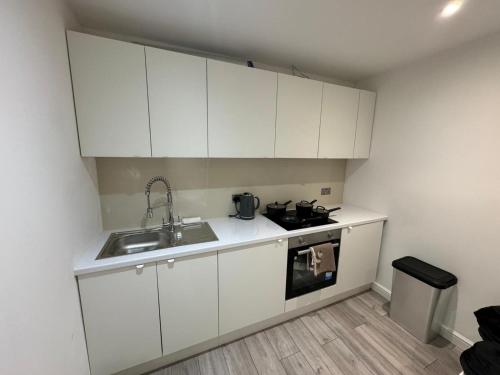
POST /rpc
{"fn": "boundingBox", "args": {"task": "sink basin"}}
[96,222,218,260]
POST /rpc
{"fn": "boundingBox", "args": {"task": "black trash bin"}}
[474,306,500,343]
[460,341,500,375]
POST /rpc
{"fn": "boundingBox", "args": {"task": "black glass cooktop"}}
[263,210,338,231]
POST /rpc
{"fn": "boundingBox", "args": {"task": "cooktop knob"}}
[298,237,305,244]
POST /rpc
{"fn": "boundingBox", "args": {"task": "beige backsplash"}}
[97,158,346,230]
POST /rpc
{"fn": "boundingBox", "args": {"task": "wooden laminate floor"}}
[147,291,463,375]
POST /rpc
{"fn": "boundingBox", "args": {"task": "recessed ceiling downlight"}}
[440,0,464,18]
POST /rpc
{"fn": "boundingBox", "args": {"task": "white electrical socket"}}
[321,187,332,195]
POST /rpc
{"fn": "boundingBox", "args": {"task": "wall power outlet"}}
[321,187,332,196]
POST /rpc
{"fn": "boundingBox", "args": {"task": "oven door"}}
[285,239,340,300]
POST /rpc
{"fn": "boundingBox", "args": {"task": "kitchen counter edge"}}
[74,204,387,277]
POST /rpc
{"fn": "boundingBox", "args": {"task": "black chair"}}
[459,306,500,374]
[475,306,500,343]
[460,341,500,375]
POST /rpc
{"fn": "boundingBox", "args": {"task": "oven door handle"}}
[297,243,339,255]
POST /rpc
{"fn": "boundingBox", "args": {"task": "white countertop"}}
[74,204,387,276]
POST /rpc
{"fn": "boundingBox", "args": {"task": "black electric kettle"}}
[231,192,260,220]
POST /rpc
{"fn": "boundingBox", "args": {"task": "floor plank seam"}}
[278,349,301,362]
[145,292,462,375]
[424,358,439,369]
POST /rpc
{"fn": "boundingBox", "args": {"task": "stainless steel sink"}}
[96,222,218,260]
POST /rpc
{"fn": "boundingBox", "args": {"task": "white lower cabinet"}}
[157,253,219,355]
[285,283,340,313]
[78,264,162,375]
[336,221,384,293]
[285,290,321,312]
[218,240,288,335]
[78,221,385,371]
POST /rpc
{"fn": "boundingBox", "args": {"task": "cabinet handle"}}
[347,226,353,233]
[167,258,175,264]
[136,264,144,270]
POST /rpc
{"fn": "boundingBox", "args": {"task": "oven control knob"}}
[327,231,333,238]
[298,237,305,244]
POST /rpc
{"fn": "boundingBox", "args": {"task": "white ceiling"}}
[67,0,500,81]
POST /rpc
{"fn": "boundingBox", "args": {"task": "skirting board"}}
[439,325,474,350]
[371,281,392,300]
[371,282,474,350]
[115,284,371,375]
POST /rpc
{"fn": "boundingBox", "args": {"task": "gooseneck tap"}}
[145,176,174,231]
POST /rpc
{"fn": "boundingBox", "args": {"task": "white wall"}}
[345,32,500,342]
[0,1,102,374]
[96,158,345,230]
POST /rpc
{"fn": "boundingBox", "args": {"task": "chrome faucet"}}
[145,176,174,231]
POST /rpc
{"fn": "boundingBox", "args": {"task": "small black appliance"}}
[231,192,260,220]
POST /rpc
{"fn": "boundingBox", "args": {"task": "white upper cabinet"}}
[354,90,376,158]
[275,74,323,158]
[67,32,376,159]
[207,60,277,158]
[318,83,360,158]
[78,264,162,375]
[146,47,208,157]
[67,31,151,157]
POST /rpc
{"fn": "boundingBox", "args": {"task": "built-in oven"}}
[286,229,341,300]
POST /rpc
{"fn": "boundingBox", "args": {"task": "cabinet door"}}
[337,222,384,293]
[353,90,376,158]
[275,74,323,158]
[318,83,360,158]
[207,60,277,158]
[67,31,151,157]
[146,47,208,157]
[218,240,287,334]
[78,264,162,375]
[157,253,218,355]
